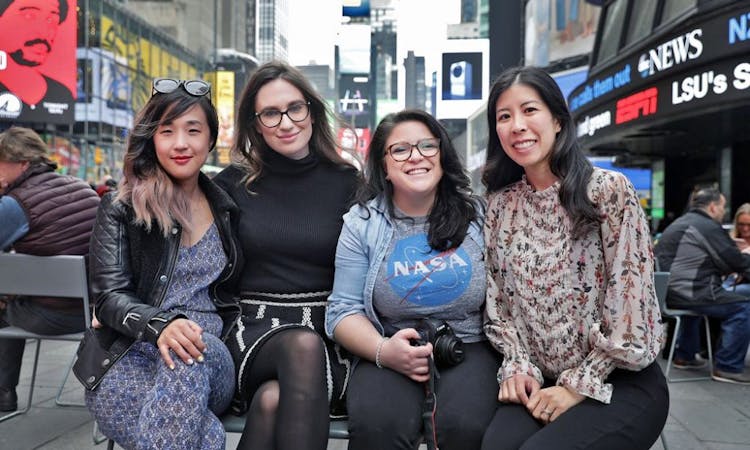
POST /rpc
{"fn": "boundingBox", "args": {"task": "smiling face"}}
[0,0,61,67]
[153,104,211,187]
[254,78,313,160]
[494,83,561,177]
[384,120,443,214]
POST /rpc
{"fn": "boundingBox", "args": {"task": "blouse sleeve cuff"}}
[557,367,613,404]
[499,359,544,386]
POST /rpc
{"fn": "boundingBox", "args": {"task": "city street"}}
[0,340,748,449]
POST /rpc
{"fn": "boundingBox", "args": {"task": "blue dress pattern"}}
[86,223,235,450]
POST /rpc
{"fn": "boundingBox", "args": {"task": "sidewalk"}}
[0,340,749,450]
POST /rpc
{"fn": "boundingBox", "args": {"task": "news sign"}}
[0,0,77,124]
[571,5,750,145]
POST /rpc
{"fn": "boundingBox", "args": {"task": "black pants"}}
[0,298,85,388]
[347,340,501,450]
[481,362,669,450]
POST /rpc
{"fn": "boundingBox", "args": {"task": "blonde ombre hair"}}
[116,87,218,236]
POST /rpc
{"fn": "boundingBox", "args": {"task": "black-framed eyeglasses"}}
[387,138,441,162]
[255,101,311,128]
[152,78,211,97]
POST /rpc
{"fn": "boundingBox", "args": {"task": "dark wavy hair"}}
[116,86,218,236]
[482,66,599,238]
[232,60,354,187]
[359,109,478,251]
[0,0,68,23]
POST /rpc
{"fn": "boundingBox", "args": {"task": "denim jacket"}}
[325,195,485,339]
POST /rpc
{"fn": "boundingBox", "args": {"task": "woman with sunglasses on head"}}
[212,61,358,450]
[480,66,668,450]
[75,78,242,450]
[325,109,500,450]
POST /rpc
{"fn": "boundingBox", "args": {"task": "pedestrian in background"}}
[326,109,500,450]
[0,126,99,413]
[213,61,359,450]
[75,78,242,449]
[481,66,668,450]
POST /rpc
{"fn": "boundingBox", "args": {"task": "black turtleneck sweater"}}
[214,149,358,294]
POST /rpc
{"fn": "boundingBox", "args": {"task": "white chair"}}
[0,253,91,422]
[654,271,713,382]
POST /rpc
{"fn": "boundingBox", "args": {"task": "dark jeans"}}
[481,362,669,450]
[347,340,501,450]
[674,301,750,372]
[0,298,86,388]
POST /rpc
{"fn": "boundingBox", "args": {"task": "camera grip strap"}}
[422,357,439,450]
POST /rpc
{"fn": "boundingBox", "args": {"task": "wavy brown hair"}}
[232,60,354,187]
[116,86,218,236]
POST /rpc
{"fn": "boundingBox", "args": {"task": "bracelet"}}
[375,337,389,369]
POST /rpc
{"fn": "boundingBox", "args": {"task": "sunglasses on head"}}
[151,78,211,97]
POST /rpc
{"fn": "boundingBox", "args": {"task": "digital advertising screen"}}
[0,0,77,125]
[435,39,489,120]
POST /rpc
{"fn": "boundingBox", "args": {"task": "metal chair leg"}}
[0,338,40,423]
[660,430,669,450]
[55,353,85,407]
[666,315,712,382]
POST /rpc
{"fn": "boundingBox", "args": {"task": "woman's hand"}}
[379,328,433,383]
[499,374,540,405]
[526,385,585,424]
[156,318,206,370]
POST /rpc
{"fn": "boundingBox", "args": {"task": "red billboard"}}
[0,0,77,125]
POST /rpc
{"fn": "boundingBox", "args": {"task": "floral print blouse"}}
[484,168,662,403]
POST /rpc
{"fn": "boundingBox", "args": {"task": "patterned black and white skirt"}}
[225,290,350,418]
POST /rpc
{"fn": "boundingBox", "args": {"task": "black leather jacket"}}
[73,173,243,390]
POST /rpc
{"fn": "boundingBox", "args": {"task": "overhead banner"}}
[0,0,77,124]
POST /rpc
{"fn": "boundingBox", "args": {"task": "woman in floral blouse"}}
[480,66,669,450]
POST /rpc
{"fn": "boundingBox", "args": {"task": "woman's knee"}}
[278,329,326,371]
[250,381,280,419]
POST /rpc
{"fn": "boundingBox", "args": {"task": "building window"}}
[660,0,695,25]
[625,0,657,47]
[595,0,628,66]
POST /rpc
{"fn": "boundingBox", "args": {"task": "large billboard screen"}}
[435,39,489,120]
[0,0,77,124]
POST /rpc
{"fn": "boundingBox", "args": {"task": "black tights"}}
[237,328,329,450]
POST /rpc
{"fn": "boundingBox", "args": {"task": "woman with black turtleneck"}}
[213,61,358,450]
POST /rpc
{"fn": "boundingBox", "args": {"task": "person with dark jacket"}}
[0,126,99,412]
[73,78,242,449]
[655,187,750,384]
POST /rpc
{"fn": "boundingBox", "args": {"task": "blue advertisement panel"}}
[343,0,370,17]
[0,0,77,124]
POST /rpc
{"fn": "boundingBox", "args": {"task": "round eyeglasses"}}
[255,101,311,128]
[387,138,441,162]
[152,78,211,97]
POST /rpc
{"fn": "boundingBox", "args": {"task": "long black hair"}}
[359,109,478,251]
[482,66,600,237]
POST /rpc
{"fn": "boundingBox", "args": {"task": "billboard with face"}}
[0,0,77,124]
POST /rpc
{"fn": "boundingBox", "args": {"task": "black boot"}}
[0,386,17,412]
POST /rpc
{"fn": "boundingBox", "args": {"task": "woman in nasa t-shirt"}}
[325,109,500,450]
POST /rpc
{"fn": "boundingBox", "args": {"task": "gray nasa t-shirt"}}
[373,214,485,343]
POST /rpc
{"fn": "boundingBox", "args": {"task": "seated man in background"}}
[0,127,100,411]
[655,187,750,384]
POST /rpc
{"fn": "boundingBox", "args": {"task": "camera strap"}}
[422,356,439,450]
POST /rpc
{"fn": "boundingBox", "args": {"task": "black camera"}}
[411,319,465,367]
